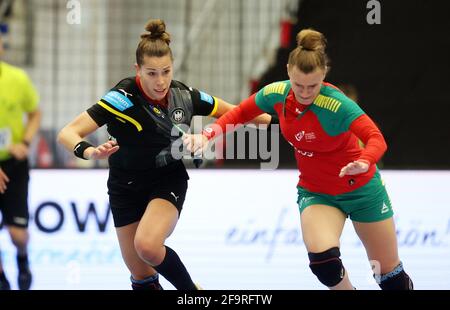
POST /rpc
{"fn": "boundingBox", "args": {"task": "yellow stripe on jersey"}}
[263,82,287,96]
[98,101,143,131]
[208,96,219,117]
[314,95,342,113]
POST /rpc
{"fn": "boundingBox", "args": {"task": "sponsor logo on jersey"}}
[118,88,133,98]
[199,91,214,105]
[305,132,316,142]
[292,145,314,157]
[296,149,314,157]
[153,107,164,118]
[171,108,185,123]
[102,91,134,111]
[295,131,305,142]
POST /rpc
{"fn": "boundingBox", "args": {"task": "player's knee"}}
[11,237,28,249]
[375,262,413,290]
[9,230,29,248]
[308,247,345,287]
[134,237,163,265]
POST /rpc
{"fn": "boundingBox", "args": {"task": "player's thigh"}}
[301,204,347,253]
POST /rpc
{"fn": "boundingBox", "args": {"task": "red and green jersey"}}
[208,80,387,195]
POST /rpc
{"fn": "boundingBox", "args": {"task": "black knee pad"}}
[376,262,414,290]
[308,247,345,287]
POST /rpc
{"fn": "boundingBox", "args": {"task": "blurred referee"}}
[0,31,41,290]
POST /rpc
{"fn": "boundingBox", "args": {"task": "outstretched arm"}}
[184,94,266,155]
[212,97,272,125]
[57,112,119,160]
[205,94,266,139]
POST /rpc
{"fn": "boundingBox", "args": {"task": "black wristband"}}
[73,141,94,160]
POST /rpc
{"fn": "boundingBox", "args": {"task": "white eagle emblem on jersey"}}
[171,108,185,123]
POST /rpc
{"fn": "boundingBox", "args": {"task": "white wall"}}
[1,169,449,289]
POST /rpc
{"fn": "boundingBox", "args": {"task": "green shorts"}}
[297,171,394,223]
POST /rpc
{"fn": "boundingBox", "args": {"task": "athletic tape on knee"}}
[130,273,159,286]
[376,262,414,290]
[375,262,403,284]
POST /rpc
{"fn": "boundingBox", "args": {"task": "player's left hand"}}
[339,160,370,177]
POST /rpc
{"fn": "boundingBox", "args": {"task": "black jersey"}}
[87,77,217,173]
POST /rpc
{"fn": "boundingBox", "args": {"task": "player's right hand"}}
[84,140,120,160]
[182,134,209,157]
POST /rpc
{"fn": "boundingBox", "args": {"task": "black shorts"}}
[0,158,30,228]
[108,166,189,228]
